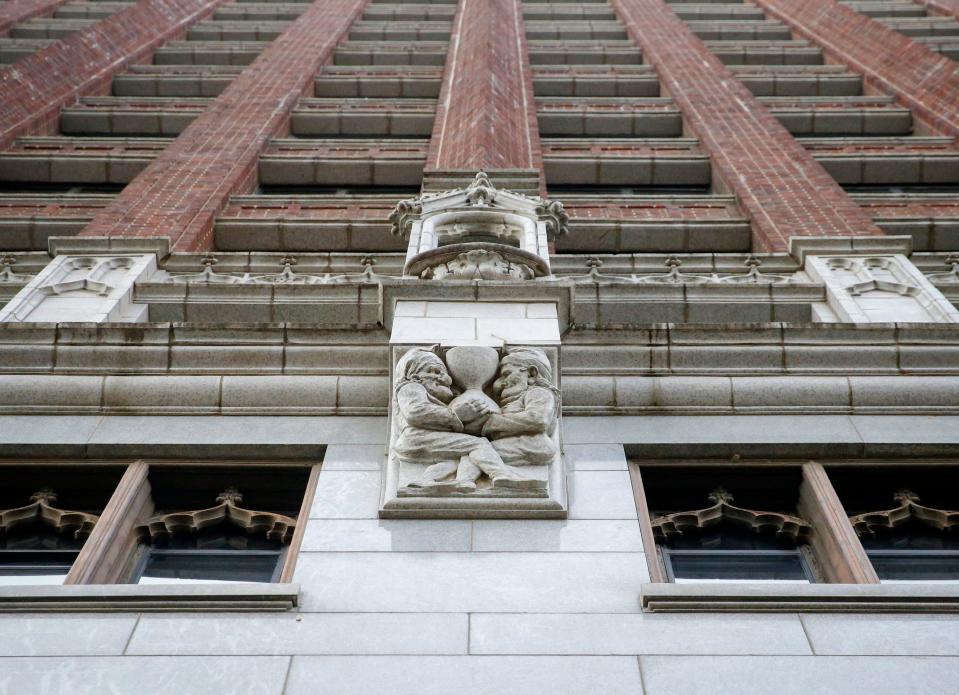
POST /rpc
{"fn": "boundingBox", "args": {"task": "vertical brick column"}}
[79,0,369,252]
[425,0,544,193]
[0,0,226,148]
[754,0,959,138]
[0,0,69,36]
[609,0,884,252]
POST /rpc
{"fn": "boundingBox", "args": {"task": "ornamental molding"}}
[849,490,959,536]
[390,171,568,279]
[570,255,798,285]
[651,487,811,543]
[0,490,99,539]
[167,254,380,285]
[135,488,296,544]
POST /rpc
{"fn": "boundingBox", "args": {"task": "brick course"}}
[79,0,369,252]
[425,0,544,190]
[609,0,883,252]
[0,0,225,148]
[916,0,959,21]
[755,0,959,138]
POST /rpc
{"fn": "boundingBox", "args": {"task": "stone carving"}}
[0,253,156,323]
[573,255,797,285]
[849,490,959,536]
[804,253,959,323]
[0,490,99,539]
[0,254,35,284]
[651,488,811,543]
[382,344,567,517]
[168,254,379,285]
[416,247,538,281]
[390,171,567,278]
[136,488,295,544]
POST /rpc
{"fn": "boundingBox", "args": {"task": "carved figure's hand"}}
[452,396,491,424]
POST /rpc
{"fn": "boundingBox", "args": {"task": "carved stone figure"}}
[383,344,568,517]
[392,347,545,494]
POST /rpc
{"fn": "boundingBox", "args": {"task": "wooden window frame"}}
[629,459,879,585]
[0,459,320,587]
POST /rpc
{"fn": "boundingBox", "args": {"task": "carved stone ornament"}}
[651,488,812,543]
[0,490,99,540]
[136,488,296,544]
[381,344,568,518]
[849,490,959,536]
[390,171,568,279]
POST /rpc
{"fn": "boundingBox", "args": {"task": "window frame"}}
[0,458,319,588]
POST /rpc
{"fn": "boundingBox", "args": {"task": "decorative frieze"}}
[570,255,798,285]
[849,490,959,536]
[0,253,156,323]
[0,490,99,539]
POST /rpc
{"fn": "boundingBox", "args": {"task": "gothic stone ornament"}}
[651,488,811,543]
[136,488,296,544]
[381,344,568,518]
[0,490,99,540]
[390,171,568,279]
[849,490,959,536]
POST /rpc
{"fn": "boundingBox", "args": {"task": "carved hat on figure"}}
[501,347,553,384]
[393,347,453,400]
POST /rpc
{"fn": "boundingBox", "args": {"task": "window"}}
[0,460,317,588]
[633,459,959,587]
[0,465,123,585]
[829,465,959,583]
[635,464,822,584]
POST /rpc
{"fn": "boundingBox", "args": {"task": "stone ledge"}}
[641,583,959,613]
[0,583,299,612]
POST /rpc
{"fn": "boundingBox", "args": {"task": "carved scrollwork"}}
[651,487,811,543]
[0,489,99,540]
[136,488,296,544]
[849,490,959,536]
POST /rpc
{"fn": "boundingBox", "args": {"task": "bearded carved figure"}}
[388,346,560,501]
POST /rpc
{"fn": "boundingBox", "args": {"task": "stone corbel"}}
[849,490,959,536]
[651,487,811,543]
[135,488,296,544]
[0,490,99,539]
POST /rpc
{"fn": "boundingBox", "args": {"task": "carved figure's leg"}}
[467,440,543,489]
[405,460,458,488]
[452,456,481,492]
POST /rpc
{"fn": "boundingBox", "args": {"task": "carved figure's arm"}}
[483,388,555,438]
[397,383,464,433]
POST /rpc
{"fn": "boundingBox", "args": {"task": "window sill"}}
[641,582,959,613]
[0,583,299,612]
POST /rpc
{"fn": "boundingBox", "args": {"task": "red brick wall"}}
[755,0,959,138]
[0,0,67,36]
[425,0,544,189]
[609,0,883,252]
[80,0,369,252]
[0,0,226,148]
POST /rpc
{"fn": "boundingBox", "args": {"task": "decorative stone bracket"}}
[136,488,296,544]
[651,488,811,543]
[390,171,568,279]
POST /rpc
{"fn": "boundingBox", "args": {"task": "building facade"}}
[1,0,959,691]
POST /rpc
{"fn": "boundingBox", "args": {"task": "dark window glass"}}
[136,527,284,584]
[139,551,282,584]
[0,524,83,584]
[666,552,809,582]
[661,525,813,582]
[860,521,959,581]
